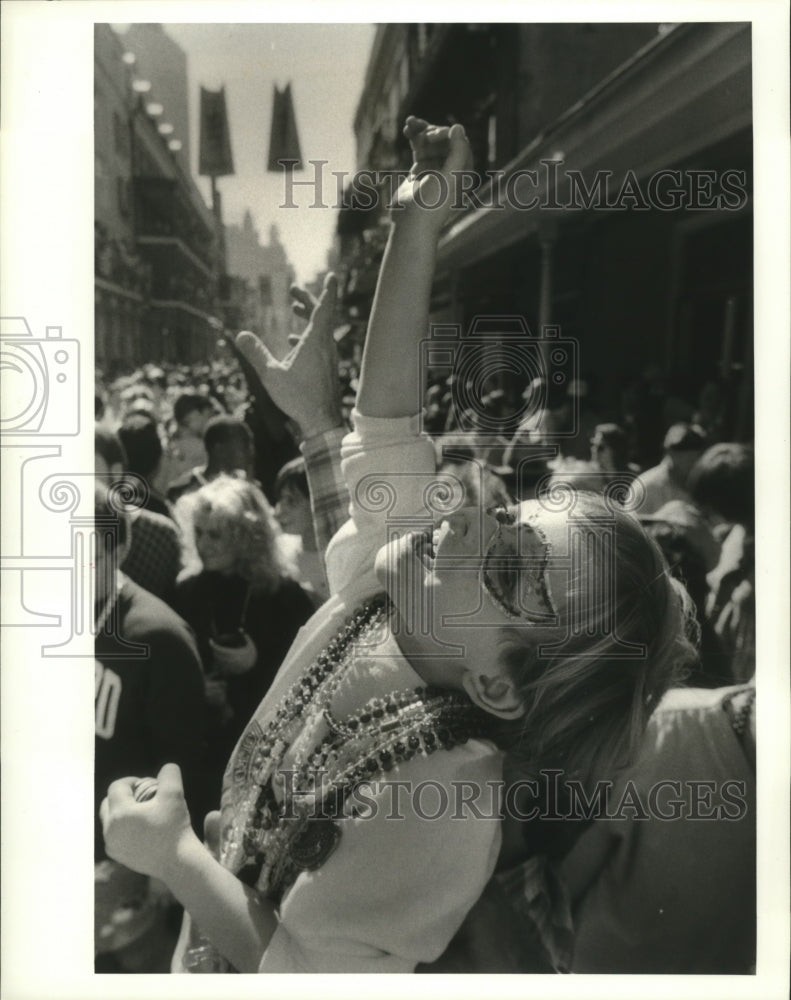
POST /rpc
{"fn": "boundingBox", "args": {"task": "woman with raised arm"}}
[101,118,696,974]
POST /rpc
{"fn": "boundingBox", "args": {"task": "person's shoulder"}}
[263,576,317,613]
[655,684,739,715]
[173,569,206,602]
[174,566,203,588]
[167,470,199,502]
[166,430,201,453]
[145,492,173,520]
[167,481,191,503]
[122,577,181,621]
[275,574,312,596]
[636,462,664,484]
[634,684,756,780]
[134,507,179,539]
[121,578,195,646]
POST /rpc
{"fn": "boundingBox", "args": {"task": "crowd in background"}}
[93,332,755,973]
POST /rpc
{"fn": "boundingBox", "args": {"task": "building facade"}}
[94,24,151,373]
[122,24,191,175]
[94,24,223,373]
[344,23,753,446]
[224,214,298,358]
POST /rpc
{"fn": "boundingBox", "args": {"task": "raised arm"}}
[236,275,349,556]
[355,118,472,420]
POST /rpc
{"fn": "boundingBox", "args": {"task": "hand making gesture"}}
[236,272,342,438]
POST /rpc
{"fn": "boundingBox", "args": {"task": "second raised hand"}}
[235,272,342,437]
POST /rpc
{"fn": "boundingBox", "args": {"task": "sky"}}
[115,22,376,285]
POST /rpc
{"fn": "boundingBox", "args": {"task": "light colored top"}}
[563,684,755,973]
[262,628,502,972]
[177,411,503,974]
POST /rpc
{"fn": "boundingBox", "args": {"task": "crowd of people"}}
[94,117,756,975]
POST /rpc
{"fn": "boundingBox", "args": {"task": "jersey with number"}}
[94,578,207,858]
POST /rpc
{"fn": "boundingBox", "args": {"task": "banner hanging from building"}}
[267,83,302,171]
[199,86,235,177]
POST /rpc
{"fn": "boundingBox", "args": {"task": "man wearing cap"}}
[634,423,707,515]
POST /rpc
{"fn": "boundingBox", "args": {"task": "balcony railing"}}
[133,177,215,268]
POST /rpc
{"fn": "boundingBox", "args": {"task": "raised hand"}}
[356,117,473,419]
[236,272,343,438]
[391,117,473,232]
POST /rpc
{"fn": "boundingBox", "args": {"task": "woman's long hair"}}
[191,475,289,593]
[495,493,699,789]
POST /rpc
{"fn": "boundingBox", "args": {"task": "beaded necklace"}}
[220,593,490,898]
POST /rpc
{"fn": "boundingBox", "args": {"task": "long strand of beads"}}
[185,602,390,975]
[223,593,493,899]
[226,596,390,884]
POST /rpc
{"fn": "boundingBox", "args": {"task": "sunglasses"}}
[480,507,558,623]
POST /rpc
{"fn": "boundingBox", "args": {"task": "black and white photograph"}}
[1,2,788,997]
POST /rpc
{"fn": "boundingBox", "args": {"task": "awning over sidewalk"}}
[436,22,751,277]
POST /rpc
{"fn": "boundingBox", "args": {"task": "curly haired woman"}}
[174,476,315,802]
